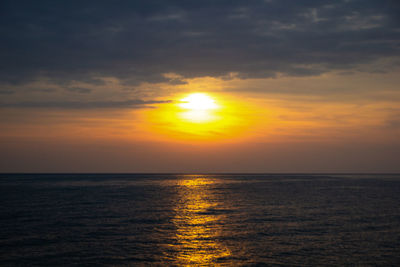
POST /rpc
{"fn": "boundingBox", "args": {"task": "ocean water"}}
[0,174,399,266]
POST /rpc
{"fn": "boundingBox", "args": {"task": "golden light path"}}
[144,92,256,142]
[169,176,231,265]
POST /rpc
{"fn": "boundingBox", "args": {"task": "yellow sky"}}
[1,70,400,172]
[1,70,399,145]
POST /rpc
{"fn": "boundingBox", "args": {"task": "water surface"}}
[1,174,399,266]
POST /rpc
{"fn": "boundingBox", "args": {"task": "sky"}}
[1,0,399,173]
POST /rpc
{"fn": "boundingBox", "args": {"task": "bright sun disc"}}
[179,93,219,110]
[144,91,253,141]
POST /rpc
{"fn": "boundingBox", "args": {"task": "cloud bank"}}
[1,0,399,88]
[0,99,171,109]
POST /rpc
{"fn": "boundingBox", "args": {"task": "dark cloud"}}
[386,119,400,129]
[66,87,92,94]
[167,78,188,85]
[0,90,15,95]
[385,111,400,129]
[30,88,57,93]
[0,99,172,109]
[0,0,399,87]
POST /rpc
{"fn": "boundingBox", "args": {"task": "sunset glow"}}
[2,2,400,266]
[179,93,219,111]
[139,91,261,143]
[1,0,399,173]
[178,93,219,123]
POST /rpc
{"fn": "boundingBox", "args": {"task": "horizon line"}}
[1,172,399,175]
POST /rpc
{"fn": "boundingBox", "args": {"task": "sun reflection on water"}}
[170,176,231,266]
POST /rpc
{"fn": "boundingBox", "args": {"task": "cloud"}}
[66,87,92,94]
[386,119,400,129]
[0,90,15,95]
[385,111,400,129]
[0,99,172,109]
[0,0,399,88]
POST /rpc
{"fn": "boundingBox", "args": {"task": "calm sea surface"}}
[1,174,400,266]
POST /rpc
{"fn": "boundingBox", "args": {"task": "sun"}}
[143,91,255,142]
[178,93,219,123]
[178,93,219,111]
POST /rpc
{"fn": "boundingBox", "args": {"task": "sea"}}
[1,173,399,266]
